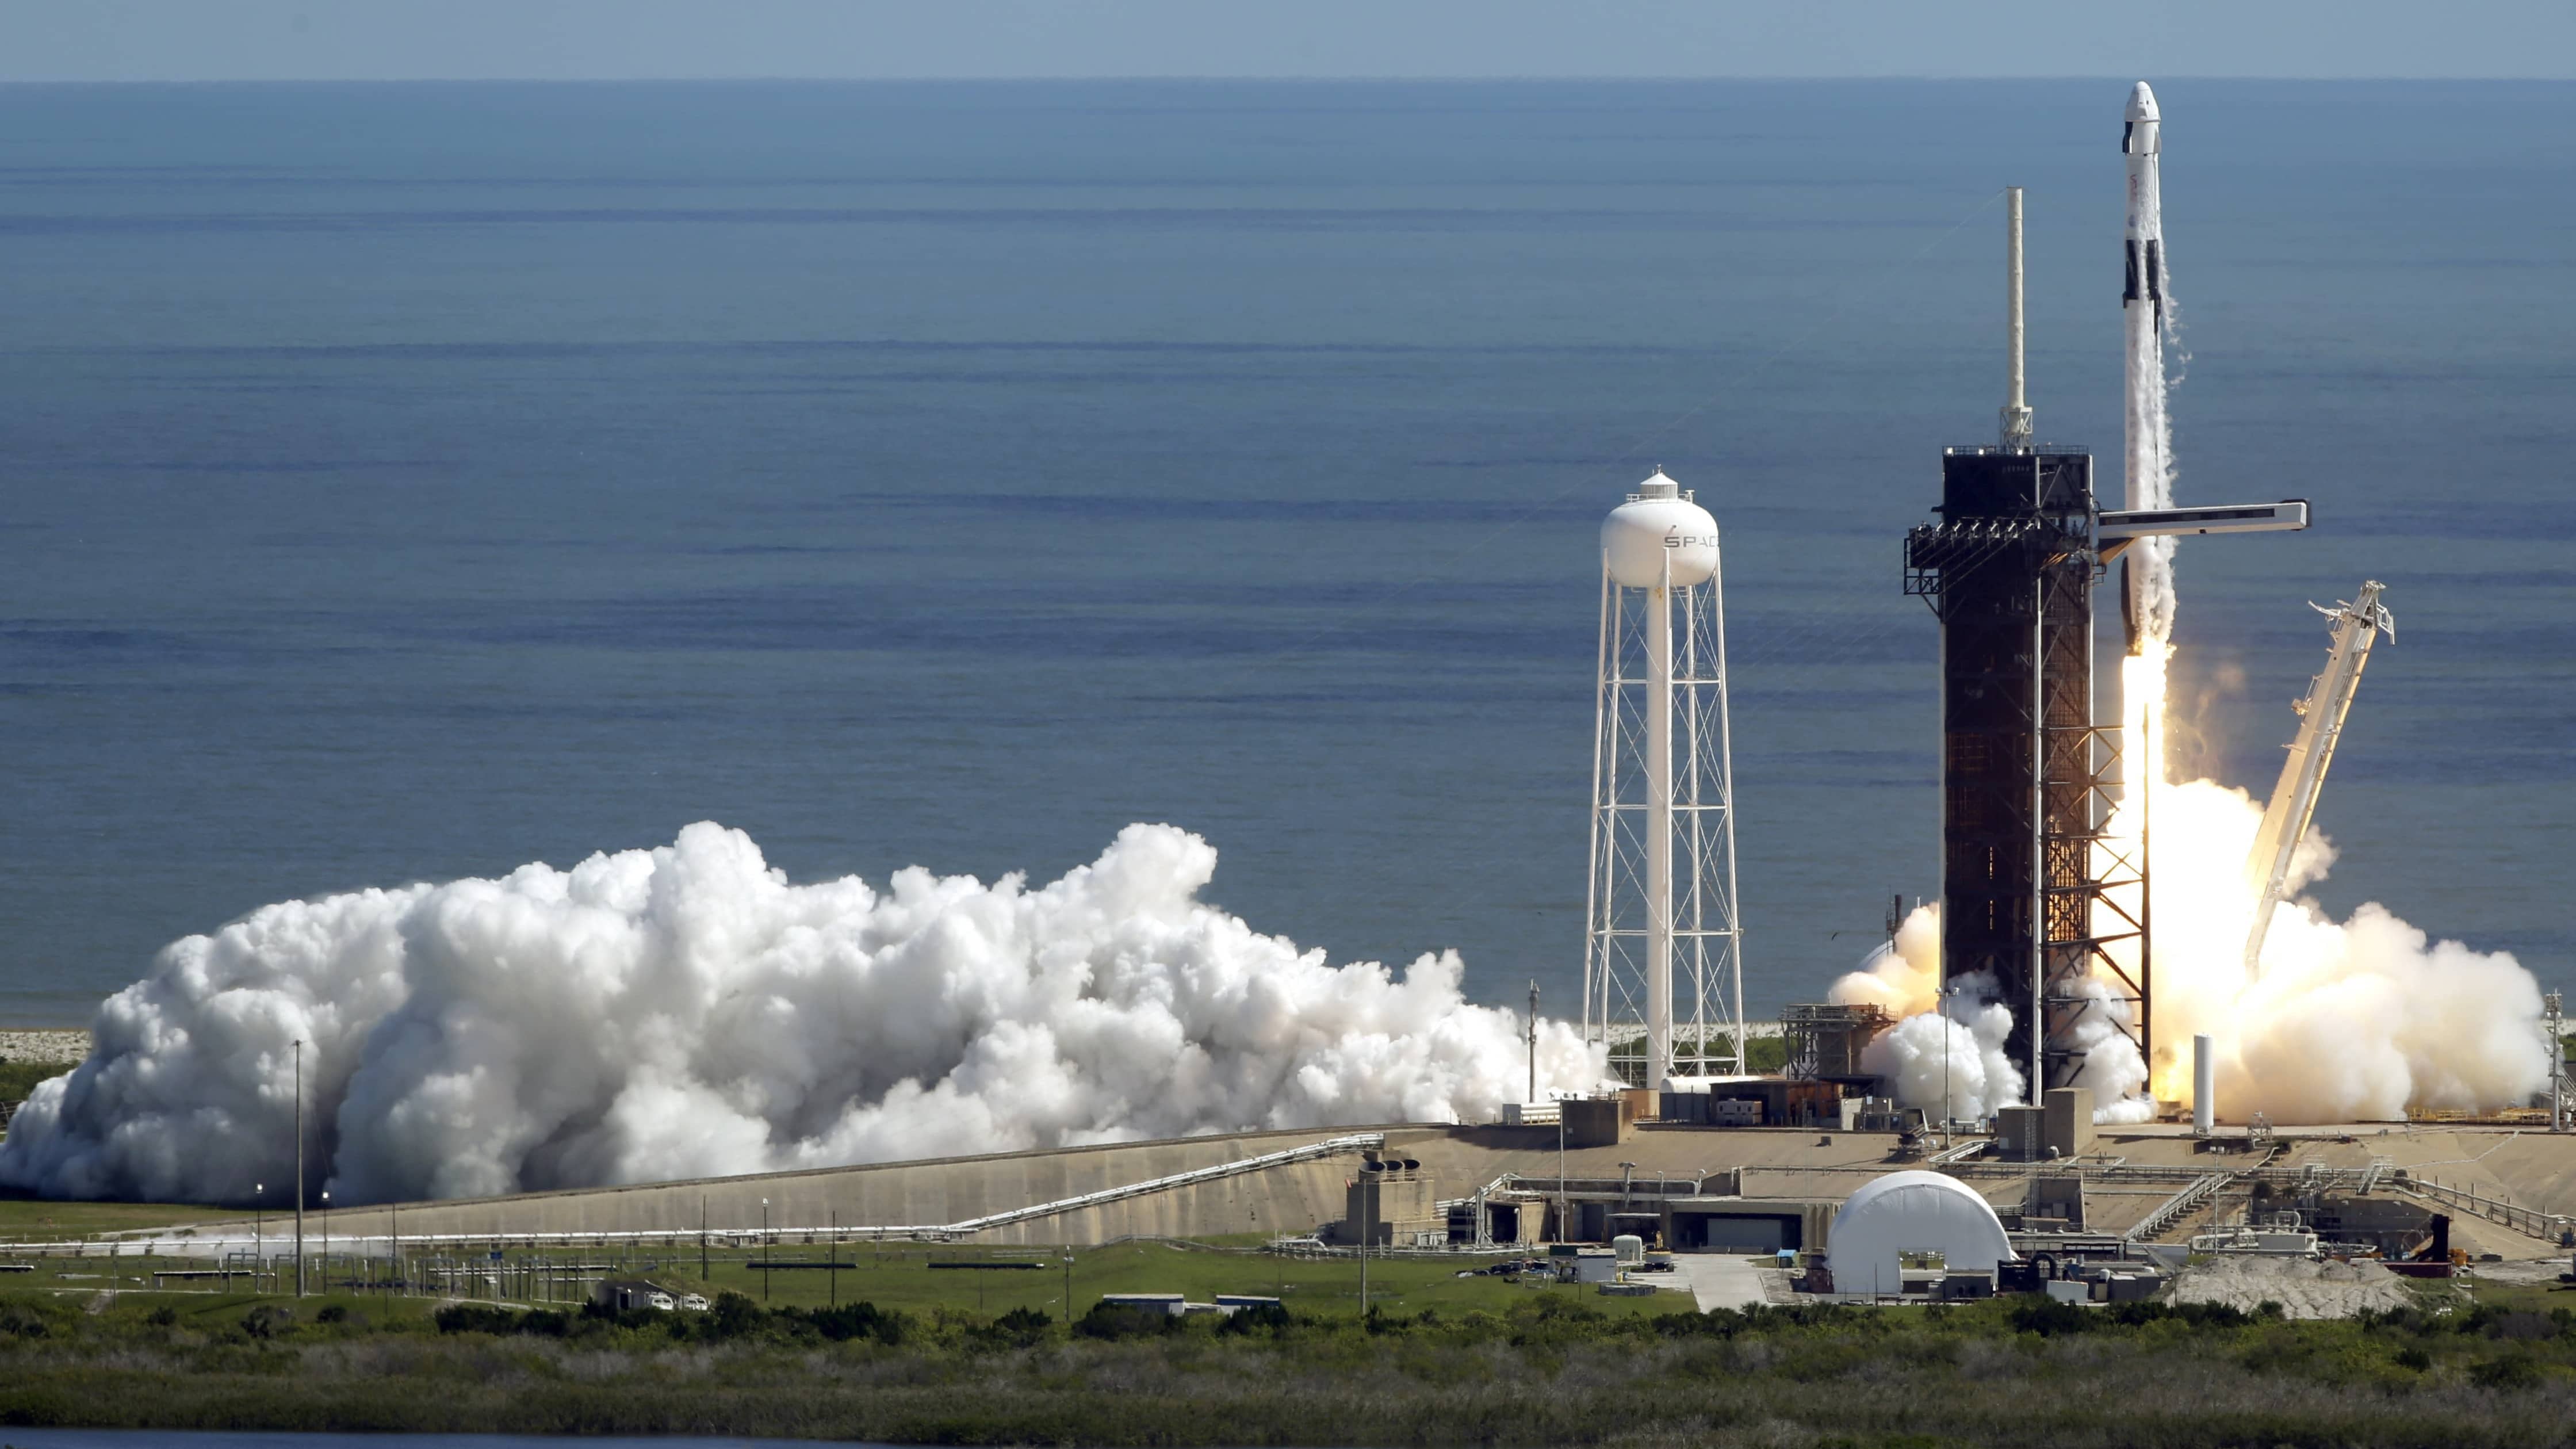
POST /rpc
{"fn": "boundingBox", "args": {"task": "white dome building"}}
[1825,1170,2016,1295]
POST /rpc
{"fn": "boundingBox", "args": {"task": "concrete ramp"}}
[1672,1254,1767,1312]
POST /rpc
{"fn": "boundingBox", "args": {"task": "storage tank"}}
[2192,1034,2215,1135]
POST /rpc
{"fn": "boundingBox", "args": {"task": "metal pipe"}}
[2001,186,2033,448]
[2140,727,2154,1079]
[293,1039,305,1297]
[2030,561,2046,1104]
[1645,549,1675,1085]
[1582,556,1613,1043]
[1682,575,1708,1073]
[1710,544,1746,1075]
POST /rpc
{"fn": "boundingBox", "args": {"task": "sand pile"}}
[2171,1255,2417,1319]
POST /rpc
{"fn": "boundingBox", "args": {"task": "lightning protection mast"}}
[1583,469,1746,1086]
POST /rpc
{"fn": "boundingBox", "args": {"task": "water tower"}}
[1582,469,1747,1085]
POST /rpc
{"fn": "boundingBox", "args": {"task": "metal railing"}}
[2126,1172,2231,1242]
[2397,1174,2573,1245]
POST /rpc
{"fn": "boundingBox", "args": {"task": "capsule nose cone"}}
[2126,82,2159,123]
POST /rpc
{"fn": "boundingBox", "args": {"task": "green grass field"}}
[0,1237,1699,1322]
[0,1196,247,1239]
[676,1240,1692,1318]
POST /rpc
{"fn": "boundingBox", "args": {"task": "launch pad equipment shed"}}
[1344,1159,1441,1247]
[1662,1196,1838,1254]
[1783,1003,1894,1082]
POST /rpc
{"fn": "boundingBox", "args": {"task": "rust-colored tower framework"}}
[1903,449,2148,1102]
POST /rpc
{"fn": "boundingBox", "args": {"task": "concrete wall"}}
[2043,1088,2096,1159]
[1996,1106,2045,1160]
[1561,1100,1628,1148]
[263,1123,1920,1251]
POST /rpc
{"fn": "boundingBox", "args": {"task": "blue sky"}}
[9,1,2574,83]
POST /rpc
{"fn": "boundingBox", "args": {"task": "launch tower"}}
[1903,175,2309,1106]
[1903,190,2148,1100]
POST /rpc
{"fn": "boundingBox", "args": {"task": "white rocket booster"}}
[2123,82,2163,326]
[2121,81,2173,653]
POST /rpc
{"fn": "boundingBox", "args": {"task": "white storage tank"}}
[1599,470,1720,588]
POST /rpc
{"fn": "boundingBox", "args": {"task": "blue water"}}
[1,80,2569,1026]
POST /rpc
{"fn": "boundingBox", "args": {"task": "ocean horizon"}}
[2,78,2567,1028]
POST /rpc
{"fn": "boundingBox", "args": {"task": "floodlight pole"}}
[1938,985,1959,1147]
[1557,1112,1569,1243]
[1358,1237,1368,1316]
[293,1039,306,1298]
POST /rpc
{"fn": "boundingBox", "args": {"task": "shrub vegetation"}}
[0,1287,2569,1445]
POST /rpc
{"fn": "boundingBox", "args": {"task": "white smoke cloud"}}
[2110,772,2552,1123]
[2085,182,2545,1126]
[1829,922,2025,1123]
[1827,762,2547,1127]
[0,823,1602,1206]
[1859,995,2024,1126]
[1825,905,1940,1018]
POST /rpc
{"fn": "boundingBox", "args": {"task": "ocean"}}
[1,79,2567,1027]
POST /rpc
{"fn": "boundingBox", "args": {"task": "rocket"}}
[2122,82,2162,330]
[2120,81,2167,653]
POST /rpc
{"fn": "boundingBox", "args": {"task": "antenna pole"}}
[293,1039,306,1298]
[2001,186,2034,449]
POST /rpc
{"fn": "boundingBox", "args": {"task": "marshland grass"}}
[0,1284,2570,1446]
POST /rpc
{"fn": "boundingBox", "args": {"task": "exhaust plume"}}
[0,823,1602,1206]
[1834,657,2553,1126]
